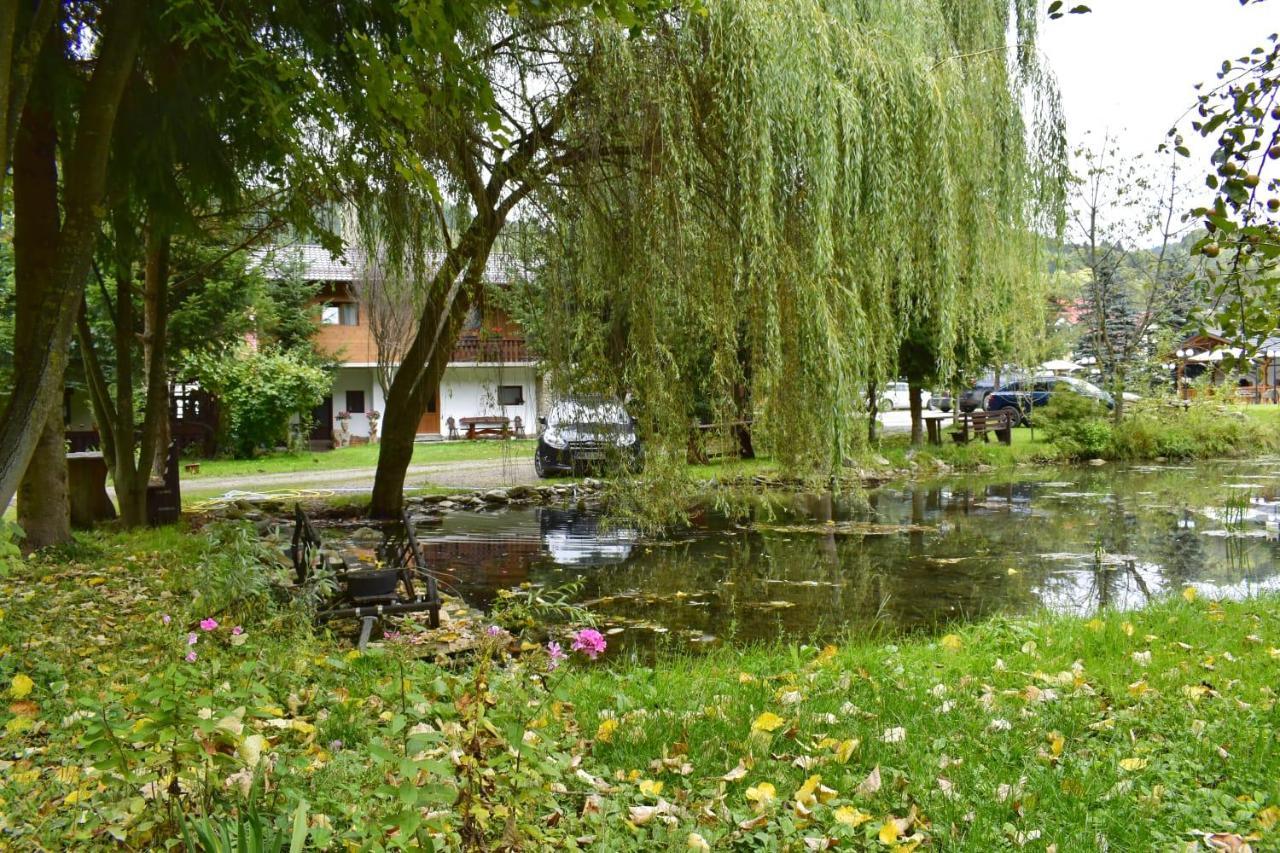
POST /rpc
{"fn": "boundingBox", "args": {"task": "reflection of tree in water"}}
[1156,508,1208,588]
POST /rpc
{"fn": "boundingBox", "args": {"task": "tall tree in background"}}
[1069,139,1194,420]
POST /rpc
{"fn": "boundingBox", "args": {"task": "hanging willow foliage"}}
[527,0,1067,482]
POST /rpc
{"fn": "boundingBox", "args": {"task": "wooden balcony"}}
[450,336,530,364]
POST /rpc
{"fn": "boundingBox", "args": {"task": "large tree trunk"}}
[17,407,70,549]
[0,0,143,515]
[866,382,879,444]
[370,226,496,518]
[908,384,924,447]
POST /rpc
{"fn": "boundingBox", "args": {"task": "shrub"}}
[1037,390,1112,459]
[185,345,331,458]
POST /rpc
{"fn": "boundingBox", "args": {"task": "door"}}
[310,395,333,442]
[416,390,440,435]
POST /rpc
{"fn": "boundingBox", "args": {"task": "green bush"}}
[1037,390,1112,459]
[185,345,331,458]
[1110,400,1276,460]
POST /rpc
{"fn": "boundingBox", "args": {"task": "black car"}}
[534,398,643,478]
[927,391,953,412]
[958,381,995,413]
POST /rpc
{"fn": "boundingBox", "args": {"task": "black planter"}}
[345,568,399,600]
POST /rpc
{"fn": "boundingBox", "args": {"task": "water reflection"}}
[409,459,1280,649]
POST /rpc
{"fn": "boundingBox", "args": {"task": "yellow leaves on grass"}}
[638,779,664,797]
[751,711,785,734]
[940,634,963,652]
[687,832,711,850]
[596,718,619,742]
[793,774,836,810]
[1183,586,1199,603]
[9,673,33,699]
[746,782,777,811]
[834,805,871,827]
[1118,757,1148,772]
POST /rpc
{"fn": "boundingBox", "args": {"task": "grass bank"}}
[1,525,1277,849]
[184,439,536,480]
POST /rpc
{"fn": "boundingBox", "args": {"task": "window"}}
[322,302,359,325]
[346,390,365,414]
[497,385,524,406]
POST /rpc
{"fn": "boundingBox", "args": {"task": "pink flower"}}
[199,618,218,631]
[187,633,198,646]
[161,613,171,625]
[547,641,567,670]
[571,628,607,660]
[383,630,401,642]
[185,650,198,663]
[486,625,504,637]
[231,626,243,636]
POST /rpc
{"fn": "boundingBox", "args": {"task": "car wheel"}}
[534,453,552,479]
[1000,406,1022,428]
[878,398,894,412]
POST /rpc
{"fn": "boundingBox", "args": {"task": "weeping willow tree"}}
[531,0,1067,484]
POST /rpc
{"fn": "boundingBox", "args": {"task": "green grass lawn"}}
[184,439,537,480]
[2,525,1277,849]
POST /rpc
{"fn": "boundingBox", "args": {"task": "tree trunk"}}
[866,382,879,444]
[908,384,924,447]
[17,406,70,549]
[0,0,143,515]
[370,223,497,518]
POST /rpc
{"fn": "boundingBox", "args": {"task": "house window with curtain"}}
[346,390,365,413]
[497,385,524,406]
[322,302,359,325]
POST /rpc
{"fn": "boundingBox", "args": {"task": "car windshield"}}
[547,400,630,428]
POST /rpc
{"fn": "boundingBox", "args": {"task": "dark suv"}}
[534,398,643,478]
[958,381,995,413]
[985,376,1113,425]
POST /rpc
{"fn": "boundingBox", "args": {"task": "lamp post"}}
[1175,349,1188,400]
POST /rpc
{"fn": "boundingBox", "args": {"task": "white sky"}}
[1039,0,1280,159]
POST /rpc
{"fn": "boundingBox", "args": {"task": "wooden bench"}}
[459,416,510,440]
[950,411,1012,446]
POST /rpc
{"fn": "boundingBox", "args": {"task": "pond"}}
[406,459,1280,651]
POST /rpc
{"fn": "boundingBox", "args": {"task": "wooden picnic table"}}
[921,412,951,446]
[66,451,117,528]
[951,411,1012,446]
[459,415,510,440]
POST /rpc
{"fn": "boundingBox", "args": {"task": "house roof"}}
[249,243,527,285]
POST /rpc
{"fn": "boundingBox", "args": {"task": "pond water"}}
[403,459,1280,650]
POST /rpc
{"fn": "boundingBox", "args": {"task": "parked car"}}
[958,380,996,413]
[877,382,913,411]
[534,398,643,478]
[927,391,953,412]
[984,375,1113,426]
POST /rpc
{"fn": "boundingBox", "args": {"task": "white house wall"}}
[439,365,539,433]
[331,366,383,438]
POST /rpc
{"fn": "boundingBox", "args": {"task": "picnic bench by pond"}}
[919,410,1012,446]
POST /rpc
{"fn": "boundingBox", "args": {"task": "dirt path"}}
[185,456,540,497]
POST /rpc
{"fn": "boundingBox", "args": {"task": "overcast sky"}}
[1039,0,1279,159]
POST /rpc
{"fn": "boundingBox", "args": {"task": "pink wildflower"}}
[185,650,198,663]
[486,625,504,637]
[161,613,171,625]
[571,628,607,660]
[383,631,401,642]
[199,618,218,631]
[187,633,198,646]
[547,641,567,670]
[231,626,243,636]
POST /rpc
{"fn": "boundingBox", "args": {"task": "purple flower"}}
[231,626,243,636]
[486,625,504,637]
[329,739,344,751]
[383,630,401,642]
[547,641,567,671]
[161,613,171,625]
[571,628,607,660]
[187,633,199,646]
[185,650,198,663]
[199,618,218,632]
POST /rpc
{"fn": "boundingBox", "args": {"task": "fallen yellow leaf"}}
[835,738,858,764]
[687,832,711,851]
[879,819,901,844]
[1183,586,1198,603]
[746,782,777,811]
[752,711,785,734]
[639,779,664,797]
[596,718,619,742]
[9,673,33,700]
[940,634,963,652]
[834,805,871,827]
[1119,757,1148,772]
